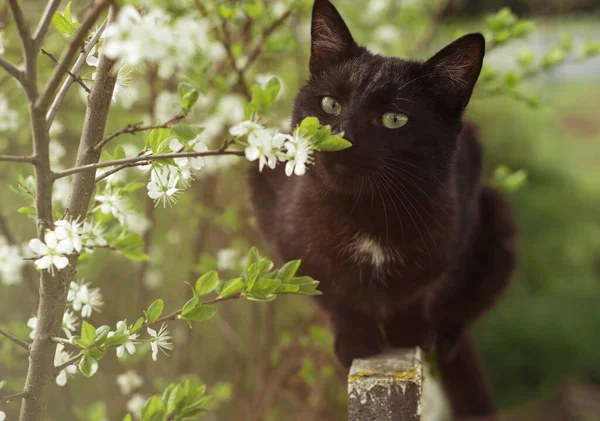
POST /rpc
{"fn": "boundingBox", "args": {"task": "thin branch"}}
[0,56,24,82]
[53,149,244,179]
[240,8,293,74]
[219,20,251,100]
[95,162,140,183]
[46,19,108,125]
[41,49,90,93]
[0,154,36,163]
[33,0,63,49]
[93,112,186,152]
[54,353,83,374]
[8,0,32,49]
[0,327,30,351]
[37,0,111,112]
[2,391,28,403]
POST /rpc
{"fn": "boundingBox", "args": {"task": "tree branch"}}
[0,327,30,351]
[93,112,186,152]
[2,391,28,403]
[8,0,37,99]
[0,154,36,163]
[54,149,244,179]
[54,353,83,374]
[8,0,32,48]
[0,56,24,82]
[33,0,63,49]
[46,19,107,126]
[37,0,111,112]
[41,49,90,93]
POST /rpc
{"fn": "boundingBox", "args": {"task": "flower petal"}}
[52,255,70,270]
[29,238,48,255]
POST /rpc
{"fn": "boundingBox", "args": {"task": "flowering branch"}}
[2,391,28,403]
[54,353,83,374]
[41,49,91,93]
[0,327,30,351]
[0,154,36,164]
[53,149,245,179]
[93,112,186,152]
[46,19,108,125]
[33,0,62,50]
[36,0,111,111]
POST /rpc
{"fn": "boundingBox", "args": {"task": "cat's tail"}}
[437,332,498,421]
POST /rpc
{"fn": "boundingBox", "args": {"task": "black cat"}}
[249,0,517,418]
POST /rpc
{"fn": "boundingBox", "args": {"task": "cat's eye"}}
[381,112,408,129]
[321,96,342,115]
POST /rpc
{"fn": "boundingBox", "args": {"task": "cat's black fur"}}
[249,0,517,418]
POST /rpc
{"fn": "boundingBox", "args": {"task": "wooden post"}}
[348,348,423,421]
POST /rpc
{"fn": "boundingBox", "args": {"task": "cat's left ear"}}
[310,0,359,74]
[425,33,485,111]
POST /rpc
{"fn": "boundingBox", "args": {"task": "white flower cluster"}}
[230,121,314,176]
[103,6,211,79]
[146,135,209,207]
[28,220,107,273]
[117,370,143,395]
[0,238,24,286]
[67,281,104,318]
[27,310,78,340]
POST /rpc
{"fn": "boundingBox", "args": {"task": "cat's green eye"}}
[321,96,342,115]
[381,112,408,129]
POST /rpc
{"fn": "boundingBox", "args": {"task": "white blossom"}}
[0,239,24,285]
[147,167,180,207]
[245,129,288,172]
[216,248,241,271]
[189,135,208,170]
[68,281,104,318]
[229,120,264,137]
[108,321,138,358]
[126,394,146,419]
[28,231,71,273]
[96,191,128,224]
[0,410,5,421]
[54,344,77,386]
[61,310,79,338]
[54,219,83,254]
[147,324,173,361]
[283,131,314,177]
[81,221,108,250]
[117,370,143,395]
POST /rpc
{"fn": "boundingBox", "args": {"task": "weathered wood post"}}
[348,348,423,421]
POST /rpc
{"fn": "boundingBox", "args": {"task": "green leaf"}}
[51,12,75,37]
[123,415,132,421]
[244,293,277,302]
[64,2,72,22]
[173,124,204,141]
[263,77,281,105]
[250,277,280,295]
[219,277,245,298]
[181,305,217,322]
[299,358,318,386]
[246,247,260,272]
[146,299,164,323]
[121,182,146,193]
[113,146,126,160]
[86,345,107,360]
[299,117,320,135]
[104,333,129,348]
[145,126,171,152]
[195,271,219,296]
[124,250,150,261]
[81,321,96,346]
[18,206,36,215]
[141,396,166,421]
[79,355,99,377]
[92,325,111,346]
[165,384,186,415]
[276,260,301,282]
[274,284,300,294]
[178,82,199,113]
[315,135,352,152]
[130,317,144,334]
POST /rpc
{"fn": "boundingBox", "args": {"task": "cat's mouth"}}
[313,149,382,193]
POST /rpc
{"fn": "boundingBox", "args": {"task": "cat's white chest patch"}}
[346,234,403,269]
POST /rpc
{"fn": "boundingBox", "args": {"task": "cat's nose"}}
[337,123,355,144]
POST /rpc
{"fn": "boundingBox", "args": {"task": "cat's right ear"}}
[310,0,358,74]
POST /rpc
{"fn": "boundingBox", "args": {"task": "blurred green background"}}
[0,0,599,420]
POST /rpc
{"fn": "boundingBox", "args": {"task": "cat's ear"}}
[425,33,485,111]
[310,0,358,74]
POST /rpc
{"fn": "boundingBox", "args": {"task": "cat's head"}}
[292,0,485,196]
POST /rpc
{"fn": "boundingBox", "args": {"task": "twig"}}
[37,0,111,112]
[0,56,24,83]
[18,181,35,198]
[219,20,251,100]
[0,154,35,163]
[95,162,141,183]
[41,49,91,93]
[1,391,28,403]
[7,0,32,49]
[46,19,108,125]
[93,112,186,152]
[54,353,83,374]
[53,149,244,179]
[0,327,30,351]
[33,0,63,49]
[140,293,243,330]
